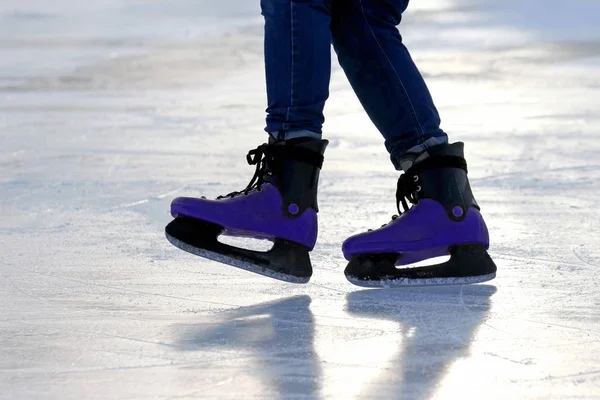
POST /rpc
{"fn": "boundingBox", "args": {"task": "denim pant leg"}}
[261,0,332,139]
[331,0,448,169]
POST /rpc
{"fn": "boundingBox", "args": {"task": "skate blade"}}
[345,244,497,288]
[165,216,312,284]
[346,272,496,288]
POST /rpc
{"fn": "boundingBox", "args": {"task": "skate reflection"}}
[345,285,496,399]
[177,295,319,399]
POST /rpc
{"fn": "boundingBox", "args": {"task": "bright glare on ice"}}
[1,0,600,399]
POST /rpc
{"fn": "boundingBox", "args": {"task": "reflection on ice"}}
[176,296,321,399]
[340,286,495,400]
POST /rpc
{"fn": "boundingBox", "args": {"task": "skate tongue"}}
[400,151,429,172]
[397,137,450,172]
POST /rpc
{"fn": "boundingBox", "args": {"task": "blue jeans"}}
[261,0,448,169]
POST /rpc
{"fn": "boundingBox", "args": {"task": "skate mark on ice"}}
[4,273,168,324]
[571,245,600,269]
[4,261,244,309]
[309,281,351,294]
[472,164,600,185]
[490,252,590,269]
[518,317,600,338]
[7,274,330,367]
[510,369,600,384]
[0,294,198,367]
[432,286,519,360]
[110,186,187,210]
[6,261,373,331]
[5,273,57,307]
[484,352,536,366]
[7,259,498,333]
[458,284,512,337]
[539,369,600,382]
[5,362,205,377]
[5,275,196,358]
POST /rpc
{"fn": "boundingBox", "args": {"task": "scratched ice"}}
[1,0,599,399]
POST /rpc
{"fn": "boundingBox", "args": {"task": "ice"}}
[1,0,599,399]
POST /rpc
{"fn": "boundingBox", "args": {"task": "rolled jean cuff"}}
[269,129,322,142]
[391,136,449,171]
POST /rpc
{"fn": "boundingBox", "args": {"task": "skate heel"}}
[442,244,497,279]
[166,216,313,283]
[345,244,497,287]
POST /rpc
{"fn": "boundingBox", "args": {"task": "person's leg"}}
[332,0,496,286]
[262,0,332,141]
[330,0,447,169]
[166,0,333,282]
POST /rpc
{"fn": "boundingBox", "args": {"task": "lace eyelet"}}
[416,185,422,192]
[413,175,419,182]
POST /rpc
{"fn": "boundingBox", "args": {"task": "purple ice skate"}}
[165,138,328,283]
[343,142,497,287]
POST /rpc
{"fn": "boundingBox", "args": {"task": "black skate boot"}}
[343,142,497,287]
[165,137,328,283]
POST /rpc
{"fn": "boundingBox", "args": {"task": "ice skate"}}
[165,137,328,283]
[343,142,497,287]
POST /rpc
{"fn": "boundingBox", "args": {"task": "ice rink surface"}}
[1,0,599,399]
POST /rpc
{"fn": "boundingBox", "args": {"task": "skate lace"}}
[215,142,324,199]
[367,174,417,230]
[217,144,272,199]
[370,155,468,231]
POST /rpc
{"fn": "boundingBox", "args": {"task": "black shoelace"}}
[368,174,418,231]
[396,171,421,215]
[217,144,272,199]
[215,142,325,200]
[370,155,468,231]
